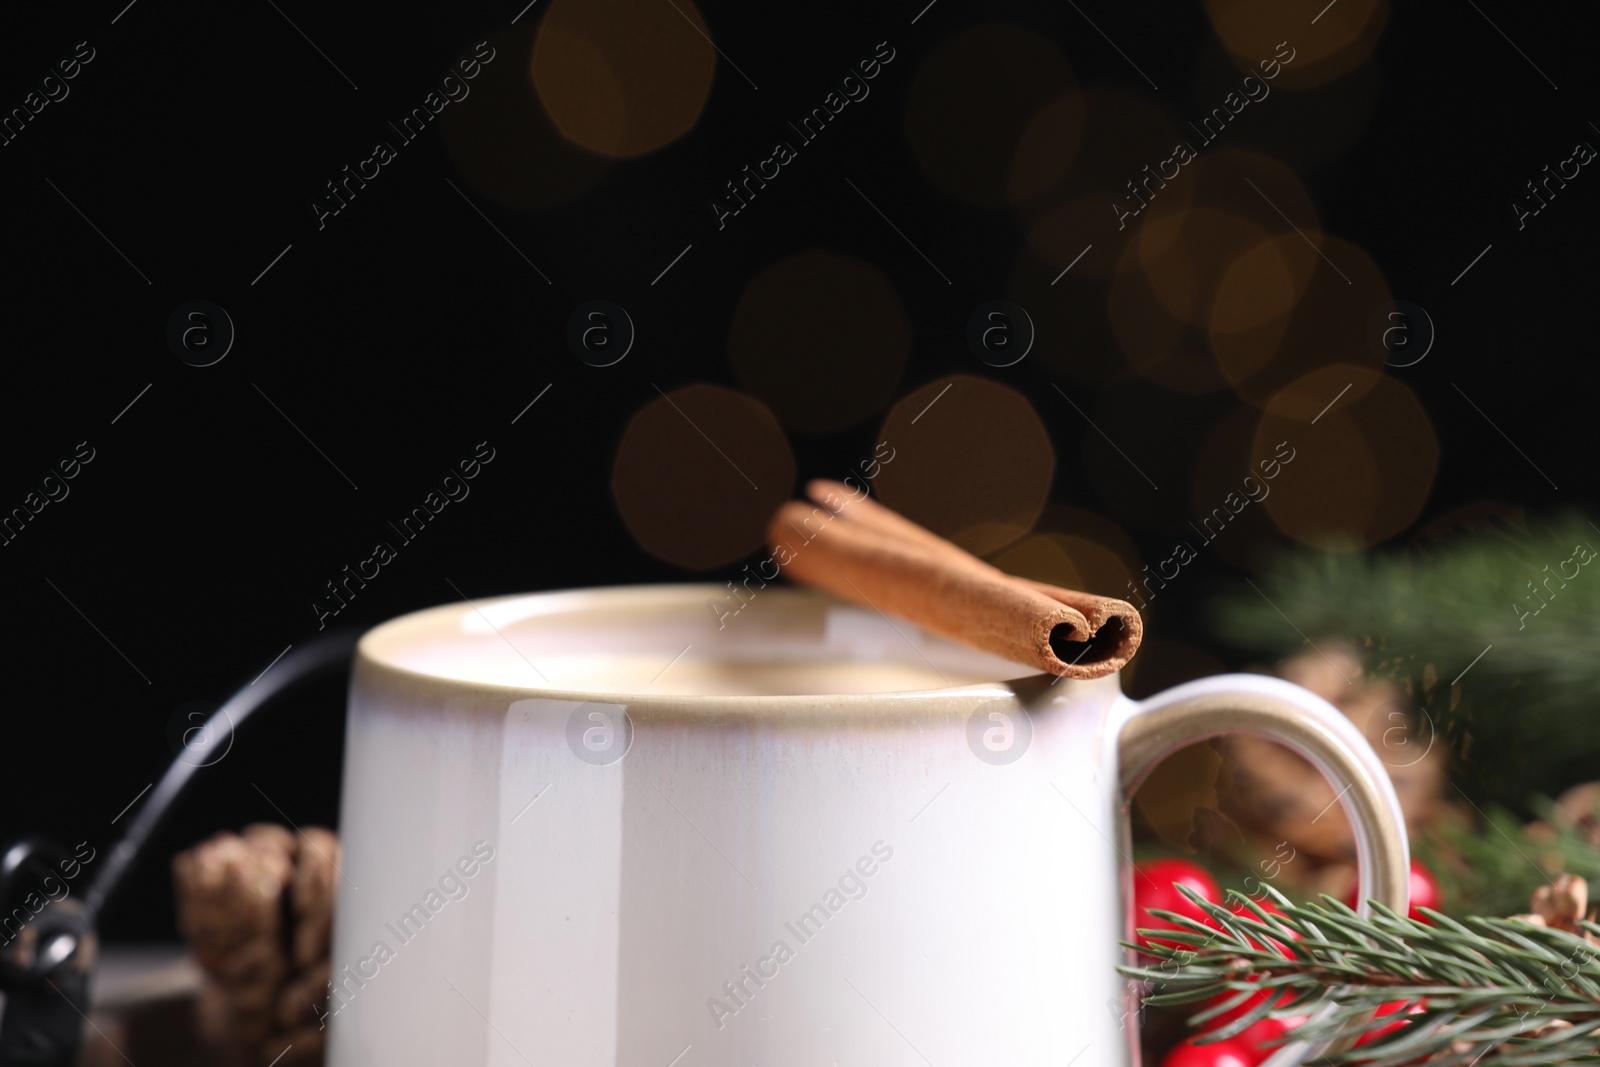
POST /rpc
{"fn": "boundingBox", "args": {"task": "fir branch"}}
[1210,513,1600,810]
[1415,797,1600,919]
[1121,885,1600,1064]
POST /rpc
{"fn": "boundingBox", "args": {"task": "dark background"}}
[0,0,1590,942]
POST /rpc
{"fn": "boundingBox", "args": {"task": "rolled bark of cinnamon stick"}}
[769,483,1142,678]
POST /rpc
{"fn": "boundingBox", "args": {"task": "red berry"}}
[1135,859,1221,948]
[1202,986,1277,1032]
[1232,1013,1310,1061]
[1344,860,1441,923]
[1353,1000,1425,1047]
[1160,1037,1258,1067]
[1196,902,1303,1035]
[1406,860,1441,921]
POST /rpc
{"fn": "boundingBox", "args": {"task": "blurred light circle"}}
[906,24,1078,207]
[875,375,1055,555]
[1007,95,1087,206]
[966,300,1034,367]
[612,385,795,569]
[991,530,1139,620]
[535,28,627,154]
[1008,243,1131,386]
[1365,300,1435,367]
[1026,195,1130,282]
[1186,403,1294,570]
[989,533,1085,591]
[1019,90,1184,278]
[1112,151,1320,394]
[1138,206,1272,327]
[729,250,909,434]
[1121,637,1228,700]
[533,0,716,158]
[1165,149,1320,235]
[1211,235,1392,406]
[1050,532,1135,599]
[1036,505,1145,574]
[1108,238,1229,395]
[1074,374,1224,537]
[440,27,610,211]
[1254,365,1438,549]
[990,504,1143,597]
[1206,0,1389,90]
[1195,43,1383,170]
[1209,231,1318,336]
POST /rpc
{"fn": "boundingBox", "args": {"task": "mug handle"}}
[1116,673,1411,1065]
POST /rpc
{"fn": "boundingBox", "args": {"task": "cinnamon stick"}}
[767,482,1143,679]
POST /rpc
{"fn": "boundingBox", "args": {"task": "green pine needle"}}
[1121,885,1600,1064]
[1415,796,1600,918]
[1210,513,1600,811]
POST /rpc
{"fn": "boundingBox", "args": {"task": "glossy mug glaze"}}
[329,585,1408,1065]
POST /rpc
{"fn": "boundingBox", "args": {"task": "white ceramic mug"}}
[329,584,1408,1065]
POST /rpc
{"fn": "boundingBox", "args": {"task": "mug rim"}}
[356,583,1109,707]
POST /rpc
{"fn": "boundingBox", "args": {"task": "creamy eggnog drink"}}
[331,585,1408,1066]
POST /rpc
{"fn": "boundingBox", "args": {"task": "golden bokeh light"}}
[1106,151,1321,395]
[1036,504,1145,581]
[1008,243,1132,387]
[1052,531,1137,600]
[1139,207,1272,327]
[1025,195,1129,282]
[1254,365,1438,549]
[1020,90,1184,278]
[1185,403,1295,571]
[1121,637,1229,702]
[1194,44,1383,170]
[1068,374,1224,538]
[1211,234,1391,406]
[906,24,1079,207]
[729,250,910,434]
[1206,0,1389,90]
[532,0,716,158]
[439,27,610,211]
[989,533,1085,592]
[1130,736,1223,848]
[990,505,1142,602]
[1007,95,1087,206]
[612,385,795,569]
[874,375,1055,556]
[1107,244,1229,395]
[1156,149,1320,236]
[1208,230,1319,337]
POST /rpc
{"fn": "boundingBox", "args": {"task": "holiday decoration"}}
[1135,859,1222,948]
[1129,579,1600,1063]
[770,480,1143,677]
[172,824,336,1066]
[1416,785,1600,919]
[1159,1036,1257,1067]
[1124,882,1600,1063]
[1210,644,1445,867]
[1342,859,1440,924]
[1213,513,1600,812]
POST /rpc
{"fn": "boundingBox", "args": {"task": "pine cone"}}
[174,825,338,1065]
[1555,782,1600,847]
[1531,873,1589,930]
[1215,645,1445,863]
